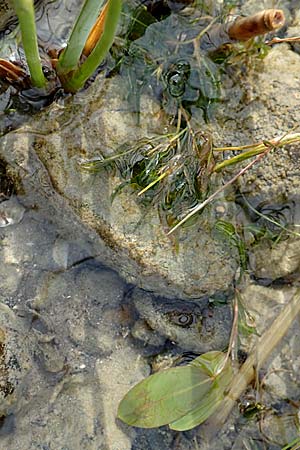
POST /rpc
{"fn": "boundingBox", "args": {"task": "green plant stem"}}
[201,288,300,440]
[56,0,104,75]
[168,132,300,234]
[138,171,168,196]
[168,149,269,235]
[61,0,122,93]
[213,145,267,171]
[12,0,47,88]
[213,133,300,171]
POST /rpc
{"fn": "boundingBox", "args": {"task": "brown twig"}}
[201,288,300,441]
[228,9,285,42]
[266,36,300,46]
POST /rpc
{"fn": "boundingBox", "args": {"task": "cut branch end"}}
[228,9,285,42]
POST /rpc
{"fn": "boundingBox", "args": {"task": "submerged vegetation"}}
[118,288,300,434]
[81,124,215,228]
[77,2,300,236]
[1,1,300,444]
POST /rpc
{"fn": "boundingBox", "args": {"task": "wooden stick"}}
[201,288,300,441]
[266,36,300,46]
[228,9,285,41]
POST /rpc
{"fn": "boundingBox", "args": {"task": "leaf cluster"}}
[121,11,222,121]
[80,127,216,227]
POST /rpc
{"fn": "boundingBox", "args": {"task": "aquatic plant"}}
[3,0,122,92]
[80,124,214,227]
[81,121,300,233]
[77,5,300,235]
[118,288,300,433]
[168,133,300,234]
[215,220,247,272]
[239,195,300,242]
[56,0,122,92]
[118,351,233,430]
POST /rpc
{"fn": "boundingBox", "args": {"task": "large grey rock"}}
[130,288,232,353]
[0,75,239,299]
[0,303,33,417]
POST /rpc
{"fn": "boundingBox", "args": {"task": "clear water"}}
[0,1,300,450]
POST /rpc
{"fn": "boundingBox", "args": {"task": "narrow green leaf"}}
[117,351,227,429]
[56,0,105,74]
[12,0,47,88]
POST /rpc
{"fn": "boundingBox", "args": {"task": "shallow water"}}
[0,1,300,450]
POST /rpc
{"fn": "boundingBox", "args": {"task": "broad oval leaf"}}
[117,351,228,428]
[169,359,233,431]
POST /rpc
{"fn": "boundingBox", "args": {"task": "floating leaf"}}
[117,351,232,429]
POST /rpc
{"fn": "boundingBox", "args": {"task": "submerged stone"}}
[0,74,239,299]
[0,303,33,417]
[130,287,232,353]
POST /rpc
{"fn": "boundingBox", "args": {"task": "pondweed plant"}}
[80,124,214,227]
[118,288,300,432]
[81,122,300,232]
[4,0,122,92]
[168,132,300,234]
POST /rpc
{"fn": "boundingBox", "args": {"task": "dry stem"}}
[228,9,285,41]
[266,36,300,46]
[201,288,300,441]
[0,59,27,83]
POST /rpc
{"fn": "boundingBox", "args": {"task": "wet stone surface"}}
[0,74,240,299]
[0,180,239,449]
[0,1,300,449]
[130,288,233,353]
[0,303,33,418]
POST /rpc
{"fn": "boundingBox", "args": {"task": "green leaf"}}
[190,350,227,375]
[62,0,122,92]
[56,0,105,74]
[169,359,233,430]
[215,220,248,271]
[117,351,231,429]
